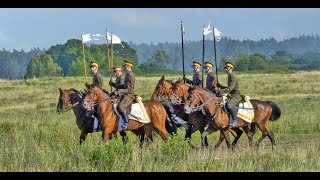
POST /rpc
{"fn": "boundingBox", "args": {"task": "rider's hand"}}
[109,81,115,86]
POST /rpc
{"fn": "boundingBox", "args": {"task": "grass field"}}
[0,71,320,172]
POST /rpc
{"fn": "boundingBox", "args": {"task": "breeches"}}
[119,96,135,113]
[227,97,241,109]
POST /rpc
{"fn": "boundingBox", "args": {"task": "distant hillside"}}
[129,35,320,70]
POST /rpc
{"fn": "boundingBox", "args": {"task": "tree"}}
[25,53,63,78]
[138,49,172,73]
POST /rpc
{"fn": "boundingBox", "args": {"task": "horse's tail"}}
[267,101,282,121]
[160,100,188,135]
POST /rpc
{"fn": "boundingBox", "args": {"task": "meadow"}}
[0,71,320,172]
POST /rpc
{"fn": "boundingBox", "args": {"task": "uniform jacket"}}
[185,72,202,86]
[220,73,241,107]
[92,72,103,89]
[205,72,217,91]
[117,71,135,98]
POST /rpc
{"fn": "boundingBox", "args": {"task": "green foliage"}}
[25,53,63,78]
[138,49,172,74]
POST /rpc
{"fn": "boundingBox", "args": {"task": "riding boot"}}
[120,111,130,131]
[229,106,239,128]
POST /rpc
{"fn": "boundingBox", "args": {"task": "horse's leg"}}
[255,121,272,149]
[139,131,146,148]
[144,125,154,146]
[199,127,209,147]
[101,129,111,143]
[222,128,232,149]
[201,125,216,148]
[119,131,128,144]
[155,125,169,141]
[255,132,268,148]
[267,131,276,150]
[184,123,204,148]
[79,132,87,145]
[214,131,225,149]
[231,128,243,148]
[242,125,254,147]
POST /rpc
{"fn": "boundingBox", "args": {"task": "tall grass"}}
[0,71,320,172]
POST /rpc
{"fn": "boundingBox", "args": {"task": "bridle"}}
[60,90,81,112]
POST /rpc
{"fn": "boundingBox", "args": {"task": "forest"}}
[0,35,320,80]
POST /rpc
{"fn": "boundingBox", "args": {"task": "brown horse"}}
[56,88,127,145]
[152,76,241,148]
[184,86,282,149]
[82,84,169,145]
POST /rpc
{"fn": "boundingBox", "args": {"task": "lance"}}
[106,29,113,92]
[181,20,185,83]
[212,25,219,85]
[202,25,205,88]
[81,34,88,83]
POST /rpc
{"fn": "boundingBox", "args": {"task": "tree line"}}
[0,35,320,79]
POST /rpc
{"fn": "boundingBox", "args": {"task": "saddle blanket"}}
[237,101,254,123]
[128,103,151,123]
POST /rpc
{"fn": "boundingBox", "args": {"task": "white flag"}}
[213,28,223,41]
[203,22,212,36]
[82,33,102,43]
[106,32,124,48]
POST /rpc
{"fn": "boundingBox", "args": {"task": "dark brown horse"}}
[82,84,169,145]
[56,88,127,145]
[184,86,282,149]
[152,76,241,148]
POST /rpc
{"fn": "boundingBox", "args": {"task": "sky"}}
[0,8,320,51]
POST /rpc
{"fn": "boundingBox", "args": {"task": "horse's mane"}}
[189,86,216,96]
[69,88,83,96]
[164,79,175,85]
[173,79,190,90]
[89,84,111,98]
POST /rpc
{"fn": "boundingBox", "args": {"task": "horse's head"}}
[184,87,202,114]
[184,87,221,115]
[151,75,174,100]
[82,84,98,113]
[169,78,189,104]
[57,88,82,114]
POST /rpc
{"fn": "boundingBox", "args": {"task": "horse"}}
[82,84,169,145]
[184,86,282,149]
[152,76,240,148]
[56,88,128,145]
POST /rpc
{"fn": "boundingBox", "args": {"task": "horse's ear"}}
[85,83,89,89]
[161,75,165,80]
[59,88,62,92]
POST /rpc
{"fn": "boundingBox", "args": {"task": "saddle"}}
[222,95,254,123]
[112,96,151,124]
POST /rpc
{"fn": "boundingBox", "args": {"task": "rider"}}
[114,60,136,131]
[203,61,218,94]
[217,62,242,128]
[90,61,103,89]
[184,61,202,87]
[109,66,124,97]
[89,61,103,131]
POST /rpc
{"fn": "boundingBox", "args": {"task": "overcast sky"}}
[0,8,319,51]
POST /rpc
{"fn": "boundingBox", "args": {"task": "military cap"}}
[191,61,201,67]
[224,61,235,69]
[204,61,214,68]
[90,61,99,68]
[112,66,122,72]
[123,59,134,67]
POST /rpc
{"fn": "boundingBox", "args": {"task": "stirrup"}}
[121,123,130,131]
